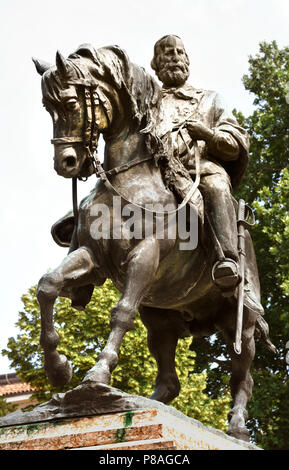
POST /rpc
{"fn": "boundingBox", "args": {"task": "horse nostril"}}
[64,156,77,168]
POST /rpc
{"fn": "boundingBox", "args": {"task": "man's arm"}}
[185,120,240,161]
[208,129,240,161]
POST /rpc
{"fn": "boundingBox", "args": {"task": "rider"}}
[151,35,250,295]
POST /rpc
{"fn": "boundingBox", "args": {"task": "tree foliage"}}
[0,396,17,417]
[2,280,230,431]
[193,41,289,450]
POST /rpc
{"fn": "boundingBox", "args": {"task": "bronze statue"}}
[32,38,276,442]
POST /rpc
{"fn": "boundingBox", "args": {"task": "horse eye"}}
[65,98,78,109]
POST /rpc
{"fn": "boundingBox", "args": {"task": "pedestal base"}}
[0,406,260,450]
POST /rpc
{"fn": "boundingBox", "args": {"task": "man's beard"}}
[157,61,189,87]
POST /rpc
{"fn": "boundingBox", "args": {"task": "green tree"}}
[193,41,289,449]
[0,396,17,417]
[2,280,230,431]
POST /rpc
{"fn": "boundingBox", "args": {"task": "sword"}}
[233,199,255,354]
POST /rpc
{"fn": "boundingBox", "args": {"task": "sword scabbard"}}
[233,199,253,355]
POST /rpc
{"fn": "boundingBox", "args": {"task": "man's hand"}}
[185,119,214,142]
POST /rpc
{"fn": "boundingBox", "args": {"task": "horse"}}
[33,43,275,442]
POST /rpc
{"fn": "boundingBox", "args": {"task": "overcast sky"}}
[1,0,289,373]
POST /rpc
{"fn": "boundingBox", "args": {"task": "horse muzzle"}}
[54,144,83,178]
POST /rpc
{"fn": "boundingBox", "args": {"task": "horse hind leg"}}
[223,307,256,442]
[37,246,97,387]
[83,237,160,385]
[140,306,187,403]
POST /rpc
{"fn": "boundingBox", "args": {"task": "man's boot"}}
[212,258,241,297]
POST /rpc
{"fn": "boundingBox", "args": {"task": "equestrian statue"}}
[32,35,276,442]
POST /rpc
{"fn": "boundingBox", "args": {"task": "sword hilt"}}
[237,199,255,228]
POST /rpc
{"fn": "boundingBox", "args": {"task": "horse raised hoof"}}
[45,354,72,388]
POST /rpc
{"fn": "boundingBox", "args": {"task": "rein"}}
[88,129,201,217]
[70,130,201,223]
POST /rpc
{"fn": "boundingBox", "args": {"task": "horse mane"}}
[73,45,161,127]
[74,44,165,157]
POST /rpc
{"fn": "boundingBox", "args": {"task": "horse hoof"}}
[82,367,111,385]
[46,354,72,387]
[149,382,180,404]
[226,426,250,442]
[149,390,175,404]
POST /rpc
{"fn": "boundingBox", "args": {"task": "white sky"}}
[1,0,289,373]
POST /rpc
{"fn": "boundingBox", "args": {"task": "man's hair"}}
[151,35,190,72]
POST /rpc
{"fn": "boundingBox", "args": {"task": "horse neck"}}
[102,127,149,171]
[98,79,162,184]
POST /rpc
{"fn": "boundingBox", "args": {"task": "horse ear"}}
[56,50,69,78]
[32,57,51,76]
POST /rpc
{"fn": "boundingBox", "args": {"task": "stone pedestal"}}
[0,407,260,451]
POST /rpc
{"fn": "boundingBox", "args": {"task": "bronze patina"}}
[31,38,276,441]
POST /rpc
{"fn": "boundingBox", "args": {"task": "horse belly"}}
[144,246,211,308]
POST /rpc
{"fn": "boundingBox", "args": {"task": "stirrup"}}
[212,258,240,297]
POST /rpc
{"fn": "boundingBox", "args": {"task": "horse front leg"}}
[223,307,256,442]
[37,247,97,387]
[83,237,160,385]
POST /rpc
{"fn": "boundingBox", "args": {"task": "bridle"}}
[51,84,106,226]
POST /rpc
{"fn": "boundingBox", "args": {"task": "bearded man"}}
[151,35,250,296]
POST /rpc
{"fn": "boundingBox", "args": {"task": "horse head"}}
[33,44,163,179]
[33,47,116,178]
